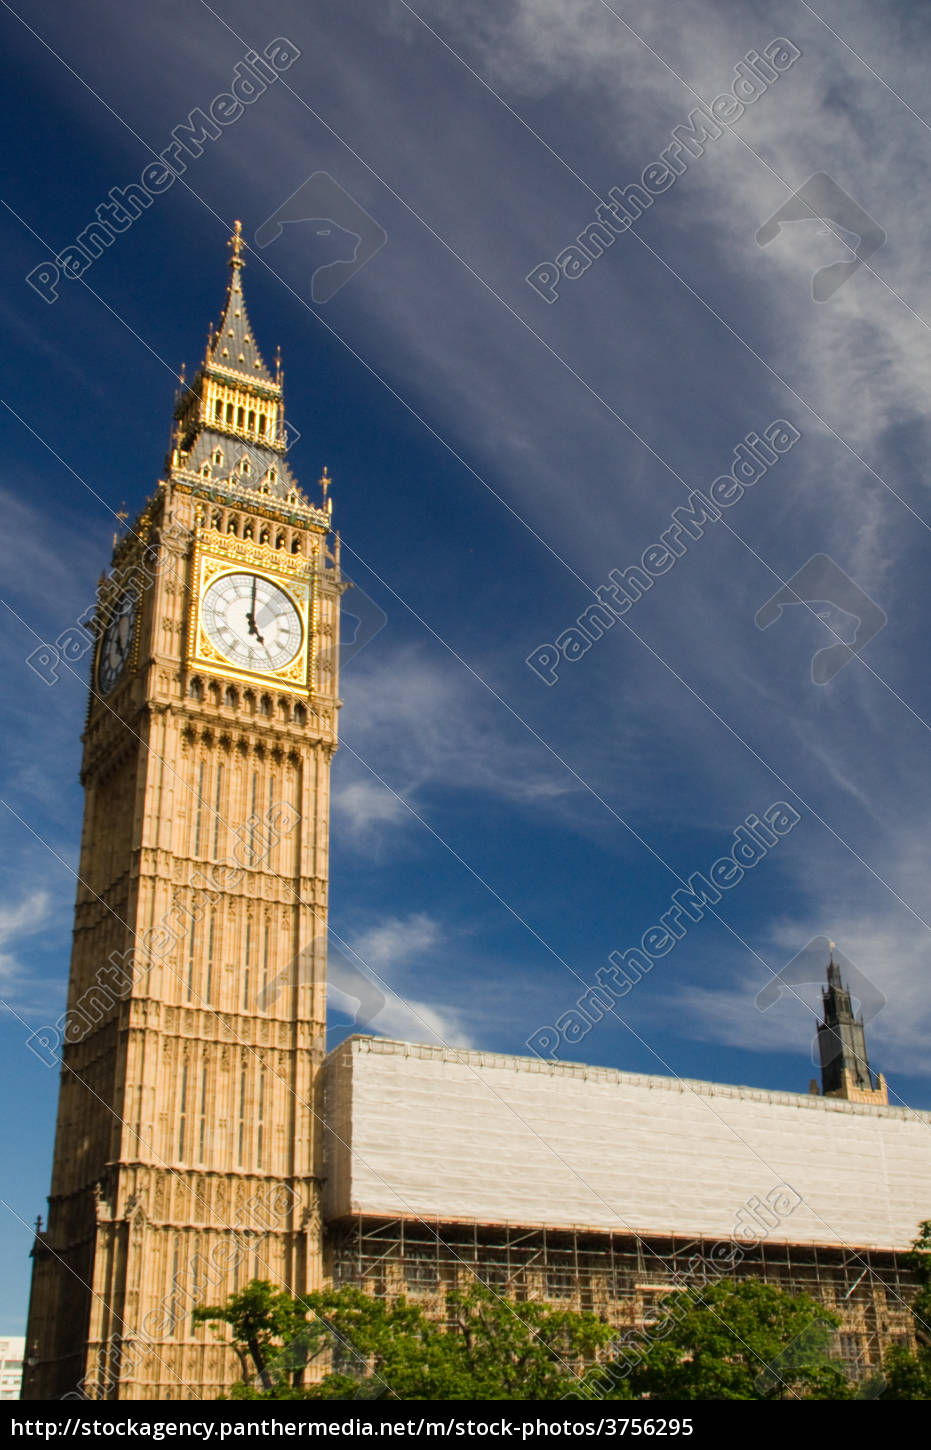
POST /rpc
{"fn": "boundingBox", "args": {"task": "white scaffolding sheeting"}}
[323,1037,931,1251]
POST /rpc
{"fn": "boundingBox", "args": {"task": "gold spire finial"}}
[229,219,245,270]
[319,466,331,502]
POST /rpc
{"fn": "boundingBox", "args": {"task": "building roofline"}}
[325,1033,930,1123]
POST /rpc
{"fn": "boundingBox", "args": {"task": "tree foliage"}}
[591,1281,853,1401]
[192,1281,314,1392]
[204,1270,931,1401]
[195,1281,614,1400]
[879,1219,931,1399]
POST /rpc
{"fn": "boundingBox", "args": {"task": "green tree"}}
[880,1219,931,1399]
[594,1280,853,1401]
[193,1280,317,1393]
[196,1280,615,1399]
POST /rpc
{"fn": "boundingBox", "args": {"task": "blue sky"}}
[2,0,931,1332]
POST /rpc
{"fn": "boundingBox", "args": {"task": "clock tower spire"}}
[23,225,344,1400]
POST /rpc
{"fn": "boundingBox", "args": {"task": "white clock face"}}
[201,571,303,674]
[97,592,137,694]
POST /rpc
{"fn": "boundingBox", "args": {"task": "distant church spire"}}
[816,944,888,1104]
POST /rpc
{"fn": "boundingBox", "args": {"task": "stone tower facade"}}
[23,224,344,1400]
[817,952,888,1105]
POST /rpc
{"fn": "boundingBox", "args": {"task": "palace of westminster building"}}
[21,228,931,1399]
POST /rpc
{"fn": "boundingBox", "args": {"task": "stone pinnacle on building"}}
[816,945,888,1104]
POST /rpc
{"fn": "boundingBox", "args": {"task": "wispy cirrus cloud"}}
[328,911,477,1048]
[0,890,56,1015]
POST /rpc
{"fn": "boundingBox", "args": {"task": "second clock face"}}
[97,591,137,694]
[201,572,303,674]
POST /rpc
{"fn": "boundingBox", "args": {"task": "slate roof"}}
[182,428,305,505]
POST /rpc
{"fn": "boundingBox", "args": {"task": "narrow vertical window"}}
[249,772,258,864]
[198,1064,208,1162]
[204,914,215,1004]
[243,920,251,1011]
[213,763,223,858]
[178,1062,188,1160]
[237,1063,246,1165]
[171,1240,182,1337]
[256,1070,265,1171]
[186,917,196,1001]
[193,760,205,855]
[267,777,276,869]
[261,923,270,1008]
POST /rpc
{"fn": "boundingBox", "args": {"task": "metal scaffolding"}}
[326,1214,919,1378]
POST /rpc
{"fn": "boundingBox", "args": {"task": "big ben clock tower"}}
[23,224,344,1400]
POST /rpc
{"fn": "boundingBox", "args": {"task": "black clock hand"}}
[246,577,265,644]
